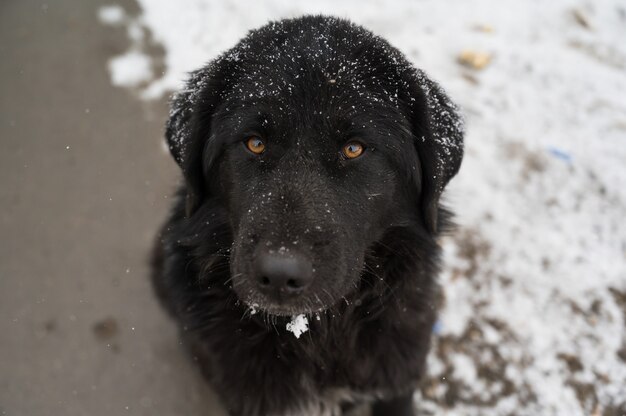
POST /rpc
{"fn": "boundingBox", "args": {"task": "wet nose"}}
[254,251,313,295]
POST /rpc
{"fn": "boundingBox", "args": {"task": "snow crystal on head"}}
[165,15,463,185]
[166,67,216,164]
[219,16,415,108]
[414,69,465,193]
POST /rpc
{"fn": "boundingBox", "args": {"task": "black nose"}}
[254,251,313,295]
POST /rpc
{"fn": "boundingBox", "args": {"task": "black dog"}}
[152,15,463,416]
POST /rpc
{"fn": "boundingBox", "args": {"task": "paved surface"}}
[0,1,226,414]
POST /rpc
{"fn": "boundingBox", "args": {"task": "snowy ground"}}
[99,1,626,414]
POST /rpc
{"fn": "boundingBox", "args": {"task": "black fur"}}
[152,16,463,416]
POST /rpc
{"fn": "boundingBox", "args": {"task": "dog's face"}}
[166,17,463,316]
[213,73,418,316]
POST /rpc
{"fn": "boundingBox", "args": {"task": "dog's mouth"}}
[231,269,357,318]
[228,230,361,317]
[239,290,329,317]
[229,241,342,316]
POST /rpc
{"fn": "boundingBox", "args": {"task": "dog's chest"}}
[285,387,380,416]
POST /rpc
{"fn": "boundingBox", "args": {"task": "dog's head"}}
[166,16,463,316]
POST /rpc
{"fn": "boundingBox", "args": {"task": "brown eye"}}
[245,136,265,154]
[342,142,364,159]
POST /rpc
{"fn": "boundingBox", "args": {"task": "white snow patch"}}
[97,5,125,25]
[286,314,309,339]
[107,50,153,88]
[451,353,477,385]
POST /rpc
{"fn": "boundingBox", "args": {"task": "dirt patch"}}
[567,379,598,413]
[502,141,548,182]
[557,352,584,372]
[602,402,626,416]
[419,319,536,412]
[92,317,119,341]
[450,229,492,280]
[609,287,626,364]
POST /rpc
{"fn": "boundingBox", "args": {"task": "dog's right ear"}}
[403,69,464,234]
[165,58,235,217]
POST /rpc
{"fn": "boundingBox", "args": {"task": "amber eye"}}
[245,136,265,154]
[342,142,364,159]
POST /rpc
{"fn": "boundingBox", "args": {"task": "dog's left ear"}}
[165,58,235,217]
[403,69,464,233]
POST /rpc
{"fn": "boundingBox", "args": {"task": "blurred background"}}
[1,0,624,415]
